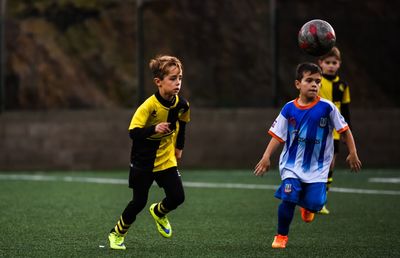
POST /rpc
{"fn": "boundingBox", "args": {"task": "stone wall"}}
[0,108,399,171]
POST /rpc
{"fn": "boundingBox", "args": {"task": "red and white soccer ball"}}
[298,19,336,56]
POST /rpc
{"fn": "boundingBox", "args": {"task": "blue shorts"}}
[274,178,327,212]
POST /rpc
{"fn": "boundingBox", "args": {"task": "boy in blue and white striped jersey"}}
[254,62,361,249]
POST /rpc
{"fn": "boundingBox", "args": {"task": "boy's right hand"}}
[254,157,271,176]
[155,122,171,134]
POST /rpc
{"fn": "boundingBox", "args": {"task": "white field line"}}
[369,177,400,184]
[0,174,399,195]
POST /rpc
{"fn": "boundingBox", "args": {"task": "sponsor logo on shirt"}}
[298,137,321,144]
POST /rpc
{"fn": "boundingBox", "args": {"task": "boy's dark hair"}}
[296,62,322,81]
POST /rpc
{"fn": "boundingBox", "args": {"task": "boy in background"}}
[317,46,351,214]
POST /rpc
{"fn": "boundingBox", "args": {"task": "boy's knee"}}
[175,194,185,207]
[128,197,147,211]
[165,194,185,210]
[173,194,185,209]
[307,200,325,212]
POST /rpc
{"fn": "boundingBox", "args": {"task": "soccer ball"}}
[298,19,336,56]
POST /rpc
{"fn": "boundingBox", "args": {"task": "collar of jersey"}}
[294,96,320,110]
[322,73,339,82]
[155,91,178,108]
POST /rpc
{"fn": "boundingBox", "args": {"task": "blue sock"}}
[277,201,296,236]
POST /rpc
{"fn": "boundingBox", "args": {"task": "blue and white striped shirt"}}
[269,97,348,183]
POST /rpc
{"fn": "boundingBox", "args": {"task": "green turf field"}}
[0,169,399,257]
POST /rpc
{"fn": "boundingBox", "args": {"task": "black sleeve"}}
[175,121,186,150]
[341,103,351,129]
[129,125,156,140]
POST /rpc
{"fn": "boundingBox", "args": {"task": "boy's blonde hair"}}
[318,46,341,61]
[149,55,183,79]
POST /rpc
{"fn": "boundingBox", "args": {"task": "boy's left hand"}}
[346,152,362,172]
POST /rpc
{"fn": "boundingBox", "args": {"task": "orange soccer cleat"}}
[272,234,289,249]
[300,207,315,223]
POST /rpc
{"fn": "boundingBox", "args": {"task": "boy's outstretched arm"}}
[342,129,362,172]
[254,137,282,176]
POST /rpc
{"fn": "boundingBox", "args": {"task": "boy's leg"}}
[272,178,301,248]
[300,182,326,215]
[109,167,154,249]
[272,201,295,248]
[277,201,296,235]
[318,169,333,215]
[319,140,338,214]
[327,163,335,193]
[154,167,185,216]
[298,182,326,223]
[150,167,185,238]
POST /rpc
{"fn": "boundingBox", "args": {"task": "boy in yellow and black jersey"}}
[317,46,351,215]
[108,55,190,250]
[128,91,190,172]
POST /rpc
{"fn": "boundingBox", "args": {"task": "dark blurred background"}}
[1,0,399,110]
[0,0,399,170]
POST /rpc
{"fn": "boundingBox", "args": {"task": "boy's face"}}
[154,65,182,99]
[295,71,321,101]
[318,56,341,75]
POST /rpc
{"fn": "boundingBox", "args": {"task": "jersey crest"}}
[284,183,292,193]
[319,117,328,127]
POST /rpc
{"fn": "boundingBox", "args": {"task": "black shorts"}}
[334,139,340,154]
[128,165,181,189]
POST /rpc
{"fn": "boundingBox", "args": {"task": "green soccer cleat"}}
[149,203,172,238]
[108,232,126,250]
[317,205,330,215]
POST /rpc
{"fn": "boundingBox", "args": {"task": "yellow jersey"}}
[128,92,190,172]
[319,74,350,140]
